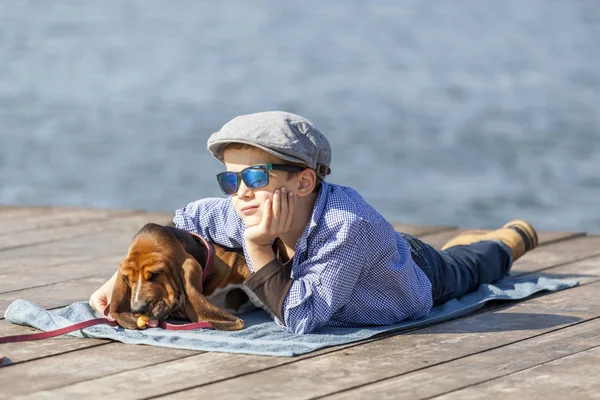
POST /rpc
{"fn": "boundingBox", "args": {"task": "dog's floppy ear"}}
[181,257,244,331]
[109,261,139,330]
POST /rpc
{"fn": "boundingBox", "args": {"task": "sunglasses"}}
[216,163,307,195]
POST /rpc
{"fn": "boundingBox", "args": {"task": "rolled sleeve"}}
[244,258,293,323]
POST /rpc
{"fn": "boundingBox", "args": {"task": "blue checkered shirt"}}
[173,181,433,334]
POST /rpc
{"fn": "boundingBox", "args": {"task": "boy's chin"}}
[240,214,262,227]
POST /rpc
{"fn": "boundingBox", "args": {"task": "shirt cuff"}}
[244,257,293,324]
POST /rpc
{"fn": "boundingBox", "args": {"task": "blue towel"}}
[3,276,577,357]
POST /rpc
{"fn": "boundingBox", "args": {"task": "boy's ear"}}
[296,168,317,196]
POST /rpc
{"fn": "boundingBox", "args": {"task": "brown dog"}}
[110,223,253,331]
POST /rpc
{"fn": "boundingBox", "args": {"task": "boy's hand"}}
[89,271,118,314]
[244,187,295,246]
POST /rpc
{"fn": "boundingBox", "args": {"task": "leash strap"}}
[157,320,214,330]
[0,307,218,345]
[0,318,217,344]
[0,317,116,344]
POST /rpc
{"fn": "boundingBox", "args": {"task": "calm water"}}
[1,0,599,233]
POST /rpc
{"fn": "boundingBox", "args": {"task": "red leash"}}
[0,315,118,344]
[0,231,219,351]
[0,319,217,363]
[0,306,216,345]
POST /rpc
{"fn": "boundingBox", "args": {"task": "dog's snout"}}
[131,300,150,314]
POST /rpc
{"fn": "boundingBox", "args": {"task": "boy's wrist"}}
[245,241,276,272]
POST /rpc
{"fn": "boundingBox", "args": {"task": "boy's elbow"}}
[282,311,318,335]
[285,321,315,335]
[281,292,333,335]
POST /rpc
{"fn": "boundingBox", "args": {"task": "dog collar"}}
[188,231,214,283]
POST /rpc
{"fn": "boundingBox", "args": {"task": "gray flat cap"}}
[207,111,332,178]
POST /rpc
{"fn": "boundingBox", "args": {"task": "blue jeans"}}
[400,233,513,305]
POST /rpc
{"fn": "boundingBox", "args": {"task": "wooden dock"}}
[1,205,599,399]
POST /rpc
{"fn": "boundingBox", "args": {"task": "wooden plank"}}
[0,229,142,273]
[0,208,135,235]
[10,352,289,400]
[0,205,130,213]
[437,346,600,399]
[0,254,122,294]
[0,211,173,251]
[0,212,173,272]
[510,235,600,276]
[0,339,110,367]
[0,309,112,366]
[0,277,108,317]
[14,256,599,400]
[324,317,600,399]
[0,319,39,333]
[0,206,122,228]
[392,223,456,237]
[0,206,73,219]
[0,220,182,310]
[155,266,600,400]
[0,206,26,213]
[0,213,176,294]
[0,318,59,334]
[0,343,199,399]
[536,230,586,245]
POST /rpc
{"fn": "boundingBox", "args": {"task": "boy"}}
[90,111,538,335]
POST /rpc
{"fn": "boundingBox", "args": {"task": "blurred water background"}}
[1,0,599,233]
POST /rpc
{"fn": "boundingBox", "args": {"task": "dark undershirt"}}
[243,238,294,324]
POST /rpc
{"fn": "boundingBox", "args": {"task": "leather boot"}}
[441,220,539,262]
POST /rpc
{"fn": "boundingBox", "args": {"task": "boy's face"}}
[222,147,299,227]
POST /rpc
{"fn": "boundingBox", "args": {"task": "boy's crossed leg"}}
[402,220,538,305]
[441,220,539,261]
